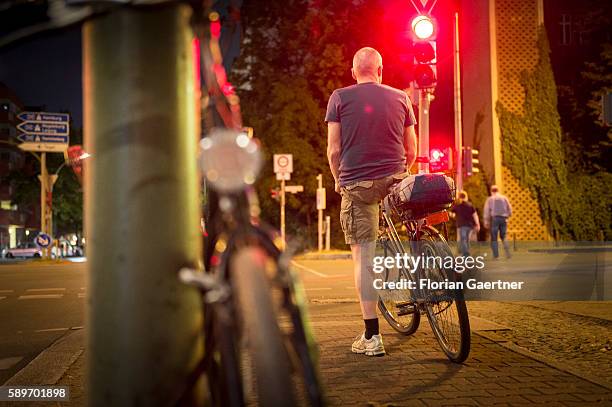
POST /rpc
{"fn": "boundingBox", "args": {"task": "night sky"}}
[0,25,82,127]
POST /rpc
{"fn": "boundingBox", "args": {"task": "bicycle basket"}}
[388,174,455,220]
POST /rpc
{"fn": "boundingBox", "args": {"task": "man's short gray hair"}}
[352,47,383,77]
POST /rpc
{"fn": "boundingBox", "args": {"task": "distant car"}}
[4,242,42,258]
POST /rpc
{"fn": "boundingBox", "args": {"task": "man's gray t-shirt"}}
[325,82,416,186]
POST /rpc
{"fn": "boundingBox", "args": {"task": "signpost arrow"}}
[18,112,70,123]
[17,122,69,136]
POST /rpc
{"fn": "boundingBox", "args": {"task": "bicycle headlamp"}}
[200,129,262,192]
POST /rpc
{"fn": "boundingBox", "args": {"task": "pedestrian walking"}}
[483,185,512,259]
[325,47,417,356]
[451,191,480,256]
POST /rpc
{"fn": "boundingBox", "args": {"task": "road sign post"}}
[273,154,293,249]
[37,153,48,258]
[316,174,325,251]
[325,215,331,251]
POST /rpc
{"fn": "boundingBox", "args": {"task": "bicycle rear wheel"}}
[418,230,470,363]
[377,210,420,335]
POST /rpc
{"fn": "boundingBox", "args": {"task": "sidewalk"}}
[4,302,610,406]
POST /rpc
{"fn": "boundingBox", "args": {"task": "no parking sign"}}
[35,233,53,248]
[273,154,293,181]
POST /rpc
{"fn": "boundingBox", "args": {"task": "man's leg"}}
[490,218,500,258]
[459,226,470,256]
[499,219,511,258]
[351,241,378,321]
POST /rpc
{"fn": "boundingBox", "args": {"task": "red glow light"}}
[412,15,434,40]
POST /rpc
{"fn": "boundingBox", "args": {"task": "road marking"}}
[0,296,6,300]
[34,327,69,333]
[26,288,66,292]
[0,356,24,370]
[77,293,86,298]
[18,294,63,300]
[0,290,13,294]
[290,261,329,278]
[304,287,332,291]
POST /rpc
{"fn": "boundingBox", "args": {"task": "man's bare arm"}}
[403,125,417,170]
[327,122,342,193]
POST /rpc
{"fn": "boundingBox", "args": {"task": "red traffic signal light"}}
[430,147,453,173]
[411,14,437,89]
[270,188,280,201]
[411,15,435,40]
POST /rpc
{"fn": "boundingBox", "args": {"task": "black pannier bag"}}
[388,173,455,219]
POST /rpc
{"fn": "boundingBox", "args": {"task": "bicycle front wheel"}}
[418,230,471,363]
[231,247,296,406]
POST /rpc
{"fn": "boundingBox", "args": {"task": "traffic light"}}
[270,188,280,201]
[430,147,452,173]
[411,14,437,89]
[463,147,480,177]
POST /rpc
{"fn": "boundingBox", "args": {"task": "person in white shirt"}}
[483,185,512,259]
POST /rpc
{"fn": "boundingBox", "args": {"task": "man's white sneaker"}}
[351,332,385,356]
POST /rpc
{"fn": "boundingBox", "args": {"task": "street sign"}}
[18,133,69,143]
[316,187,326,210]
[276,172,290,181]
[18,112,70,123]
[35,233,53,248]
[285,185,304,194]
[17,111,70,152]
[273,154,293,174]
[17,122,69,136]
[18,142,69,152]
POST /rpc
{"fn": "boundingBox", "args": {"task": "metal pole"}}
[83,4,204,405]
[453,11,464,193]
[47,174,58,251]
[280,177,286,249]
[325,215,330,251]
[418,90,430,174]
[316,173,323,252]
[38,152,48,257]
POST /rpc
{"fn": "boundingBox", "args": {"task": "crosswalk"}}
[0,287,86,301]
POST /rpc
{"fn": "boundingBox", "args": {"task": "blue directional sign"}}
[17,122,69,136]
[35,233,53,249]
[17,133,69,143]
[18,112,69,123]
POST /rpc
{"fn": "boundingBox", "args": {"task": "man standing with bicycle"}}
[325,47,417,356]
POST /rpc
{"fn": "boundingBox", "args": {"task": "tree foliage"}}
[233,0,377,248]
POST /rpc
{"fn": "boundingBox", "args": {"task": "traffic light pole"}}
[316,174,323,252]
[418,90,431,174]
[453,11,464,193]
[83,4,204,405]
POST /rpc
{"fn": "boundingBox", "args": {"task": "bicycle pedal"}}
[396,304,416,316]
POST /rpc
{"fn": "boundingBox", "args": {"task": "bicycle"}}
[376,169,471,363]
[176,7,325,407]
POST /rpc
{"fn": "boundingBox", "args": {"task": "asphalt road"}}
[0,262,85,384]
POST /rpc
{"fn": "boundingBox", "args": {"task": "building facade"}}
[0,82,38,251]
[461,0,550,240]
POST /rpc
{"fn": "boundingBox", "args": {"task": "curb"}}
[474,330,612,391]
[3,328,85,386]
[295,253,352,260]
